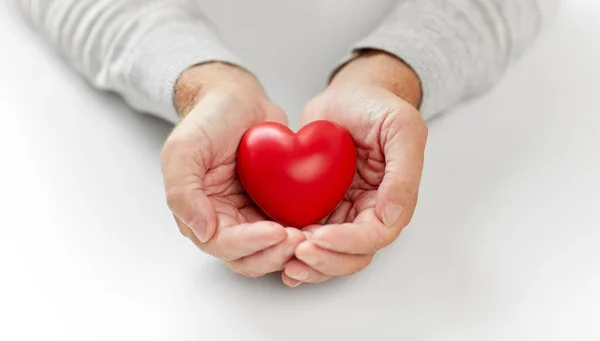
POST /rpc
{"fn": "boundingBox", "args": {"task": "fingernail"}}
[289,280,302,288]
[383,203,403,227]
[192,221,209,243]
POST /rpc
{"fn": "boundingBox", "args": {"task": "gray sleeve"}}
[347,0,561,120]
[13,0,244,123]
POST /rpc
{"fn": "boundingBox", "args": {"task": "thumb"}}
[164,182,218,244]
[161,125,219,244]
[375,114,428,231]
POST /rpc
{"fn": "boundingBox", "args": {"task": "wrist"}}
[330,49,423,109]
[174,62,267,118]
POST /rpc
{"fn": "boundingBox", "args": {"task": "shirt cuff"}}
[121,21,245,124]
[339,29,448,121]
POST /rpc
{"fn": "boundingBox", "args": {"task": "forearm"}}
[345,0,561,119]
[14,0,243,123]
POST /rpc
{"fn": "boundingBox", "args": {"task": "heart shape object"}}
[237,120,357,228]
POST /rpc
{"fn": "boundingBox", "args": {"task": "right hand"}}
[161,63,305,278]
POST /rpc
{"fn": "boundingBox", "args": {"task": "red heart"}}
[237,120,357,228]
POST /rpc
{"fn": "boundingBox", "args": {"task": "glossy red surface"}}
[236,120,357,228]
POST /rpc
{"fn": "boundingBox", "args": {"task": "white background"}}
[1,0,599,340]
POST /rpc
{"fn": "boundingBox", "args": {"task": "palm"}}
[164,71,305,278]
[303,86,399,226]
[201,158,267,228]
[187,94,287,229]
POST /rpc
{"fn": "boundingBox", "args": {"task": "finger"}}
[174,214,196,240]
[226,228,305,277]
[304,215,387,255]
[295,241,374,277]
[174,215,216,250]
[206,220,287,261]
[376,110,428,231]
[166,186,218,243]
[284,258,331,284]
[176,217,286,261]
[282,272,302,288]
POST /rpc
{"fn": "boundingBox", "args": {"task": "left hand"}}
[282,51,428,287]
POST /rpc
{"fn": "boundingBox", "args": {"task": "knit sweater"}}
[13,0,560,123]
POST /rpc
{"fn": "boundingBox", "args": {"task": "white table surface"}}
[1,1,599,340]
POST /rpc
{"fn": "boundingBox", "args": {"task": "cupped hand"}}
[282,51,428,287]
[162,63,305,278]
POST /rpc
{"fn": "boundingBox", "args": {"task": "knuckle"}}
[386,103,425,130]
